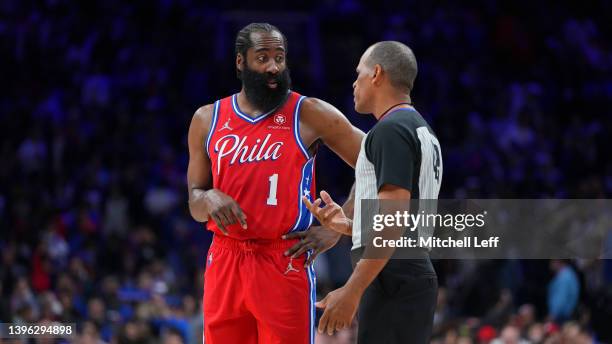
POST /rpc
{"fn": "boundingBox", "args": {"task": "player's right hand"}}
[282,226,342,266]
[204,189,247,235]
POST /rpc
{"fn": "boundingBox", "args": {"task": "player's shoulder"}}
[300,97,339,115]
[190,103,216,133]
[193,103,215,121]
[298,97,346,128]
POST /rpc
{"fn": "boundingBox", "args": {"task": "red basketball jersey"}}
[205,91,315,240]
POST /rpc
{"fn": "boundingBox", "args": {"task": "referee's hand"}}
[302,190,351,235]
[315,286,360,336]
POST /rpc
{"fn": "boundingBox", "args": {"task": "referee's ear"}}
[372,64,384,85]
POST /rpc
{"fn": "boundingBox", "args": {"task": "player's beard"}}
[241,65,292,113]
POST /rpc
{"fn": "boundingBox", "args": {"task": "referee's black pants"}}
[356,259,438,344]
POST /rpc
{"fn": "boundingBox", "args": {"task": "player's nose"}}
[266,62,280,74]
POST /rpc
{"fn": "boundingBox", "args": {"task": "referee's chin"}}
[353,103,369,115]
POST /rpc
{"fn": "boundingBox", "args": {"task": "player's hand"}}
[203,189,247,235]
[316,285,361,336]
[282,226,342,266]
[302,190,351,235]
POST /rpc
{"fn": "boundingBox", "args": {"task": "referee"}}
[303,41,442,343]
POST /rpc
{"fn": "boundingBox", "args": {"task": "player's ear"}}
[236,53,244,72]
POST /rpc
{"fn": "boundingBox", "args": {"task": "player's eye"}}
[257,55,266,62]
[275,55,285,63]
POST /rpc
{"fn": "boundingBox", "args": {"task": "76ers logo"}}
[274,114,286,125]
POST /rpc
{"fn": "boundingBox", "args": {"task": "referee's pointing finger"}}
[320,190,336,206]
[302,196,322,213]
[301,196,313,210]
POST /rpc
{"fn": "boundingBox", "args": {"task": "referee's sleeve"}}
[365,120,417,192]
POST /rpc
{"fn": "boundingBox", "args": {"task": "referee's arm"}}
[343,184,410,296]
[344,117,417,294]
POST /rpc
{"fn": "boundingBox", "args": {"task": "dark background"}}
[1,1,611,343]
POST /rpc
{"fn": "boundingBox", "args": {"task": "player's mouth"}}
[267,80,278,89]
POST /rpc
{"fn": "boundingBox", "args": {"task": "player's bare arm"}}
[187,105,247,234]
[299,97,364,168]
[282,96,362,263]
[316,184,411,335]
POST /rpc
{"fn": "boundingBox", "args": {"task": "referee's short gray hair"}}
[365,41,418,93]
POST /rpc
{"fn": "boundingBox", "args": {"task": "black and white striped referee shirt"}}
[352,107,442,273]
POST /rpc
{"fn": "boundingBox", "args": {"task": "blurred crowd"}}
[1,0,611,343]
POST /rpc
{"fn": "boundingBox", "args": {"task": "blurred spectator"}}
[547,260,580,322]
[477,325,497,344]
[115,320,153,344]
[490,326,528,344]
[515,304,535,335]
[78,321,107,344]
[162,327,186,344]
[10,277,39,322]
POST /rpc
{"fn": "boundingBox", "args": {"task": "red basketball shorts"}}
[203,235,316,344]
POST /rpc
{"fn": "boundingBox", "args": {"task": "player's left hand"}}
[282,226,342,266]
[315,285,361,336]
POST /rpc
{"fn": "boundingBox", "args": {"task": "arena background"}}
[1,1,611,343]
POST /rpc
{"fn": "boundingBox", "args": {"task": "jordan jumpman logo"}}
[219,118,233,131]
[284,257,300,275]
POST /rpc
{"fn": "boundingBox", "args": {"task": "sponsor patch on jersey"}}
[274,113,286,125]
[268,113,290,130]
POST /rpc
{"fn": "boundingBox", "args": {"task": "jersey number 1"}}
[267,174,278,206]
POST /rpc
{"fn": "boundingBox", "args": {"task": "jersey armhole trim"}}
[293,95,310,160]
[205,100,220,157]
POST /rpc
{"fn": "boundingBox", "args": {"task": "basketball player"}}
[302,41,442,343]
[186,23,364,344]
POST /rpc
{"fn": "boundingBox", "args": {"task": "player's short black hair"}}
[235,23,287,59]
[366,41,418,93]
